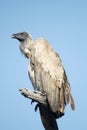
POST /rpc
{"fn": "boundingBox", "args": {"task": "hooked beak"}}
[11,33,22,42]
[11,34,17,39]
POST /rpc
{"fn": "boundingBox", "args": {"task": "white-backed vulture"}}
[12,32,75,130]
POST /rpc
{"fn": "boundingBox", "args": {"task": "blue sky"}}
[0,0,87,130]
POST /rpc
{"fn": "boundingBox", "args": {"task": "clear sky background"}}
[0,0,87,130]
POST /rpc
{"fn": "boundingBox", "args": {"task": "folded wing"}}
[28,38,75,117]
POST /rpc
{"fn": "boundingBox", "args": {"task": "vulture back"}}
[28,38,75,117]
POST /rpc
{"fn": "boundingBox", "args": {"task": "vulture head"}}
[12,32,33,58]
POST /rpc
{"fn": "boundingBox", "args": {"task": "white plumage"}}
[12,32,75,118]
[28,37,75,115]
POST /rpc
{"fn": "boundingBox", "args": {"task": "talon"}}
[35,104,39,112]
[31,100,34,104]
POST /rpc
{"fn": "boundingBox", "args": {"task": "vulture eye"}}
[21,33,24,35]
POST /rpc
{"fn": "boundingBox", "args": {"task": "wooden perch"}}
[19,88,47,105]
[19,88,59,130]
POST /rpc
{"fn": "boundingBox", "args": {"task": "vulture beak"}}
[11,33,18,39]
[11,32,29,42]
[11,33,23,42]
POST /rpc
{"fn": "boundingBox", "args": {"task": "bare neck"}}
[20,37,35,59]
[25,38,35,58]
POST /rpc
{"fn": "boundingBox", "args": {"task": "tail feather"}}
[65,80,75,110]
[69,93,75,110]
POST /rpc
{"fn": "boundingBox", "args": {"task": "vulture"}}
[12,32,75,130]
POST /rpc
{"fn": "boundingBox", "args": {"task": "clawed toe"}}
[35,104,39,112]
[31,100,34,104]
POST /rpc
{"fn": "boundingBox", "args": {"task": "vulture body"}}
[12,32,75,130]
